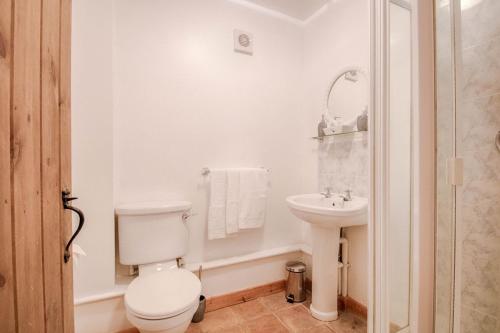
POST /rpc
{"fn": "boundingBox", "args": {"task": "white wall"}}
[72,0,115,299]
[302,0,370,307]
[113,0,316,265]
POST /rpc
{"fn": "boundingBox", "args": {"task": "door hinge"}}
[446,157,463,186]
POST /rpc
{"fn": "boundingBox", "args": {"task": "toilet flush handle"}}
[182,212,197,223]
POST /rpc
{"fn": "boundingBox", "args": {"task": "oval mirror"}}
[326,69,368,133]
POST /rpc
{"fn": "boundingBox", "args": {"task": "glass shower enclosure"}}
[435,0,500,332]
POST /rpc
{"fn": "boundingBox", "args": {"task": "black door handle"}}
[62,190,85,263]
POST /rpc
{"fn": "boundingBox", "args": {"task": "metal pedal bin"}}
[285,261,306,303]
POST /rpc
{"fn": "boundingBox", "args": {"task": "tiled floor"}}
[187,291,367,333]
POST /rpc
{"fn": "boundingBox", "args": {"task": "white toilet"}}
[116,201,201,333]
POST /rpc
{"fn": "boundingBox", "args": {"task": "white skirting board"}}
[75,249,303,333]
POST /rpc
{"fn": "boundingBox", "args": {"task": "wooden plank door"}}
[0,0,74,332]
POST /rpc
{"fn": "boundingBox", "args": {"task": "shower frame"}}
[369,0,436,332]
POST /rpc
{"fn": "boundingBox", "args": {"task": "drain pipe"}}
[339,238,349,297]
[338,263,342,295]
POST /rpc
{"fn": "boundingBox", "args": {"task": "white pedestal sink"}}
[286,193,368,321]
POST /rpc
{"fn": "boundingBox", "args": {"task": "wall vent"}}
[234,29,253,55]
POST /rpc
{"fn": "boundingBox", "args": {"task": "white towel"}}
[238,168,268,229]
[225,169,240,234]
[207,169,227,240]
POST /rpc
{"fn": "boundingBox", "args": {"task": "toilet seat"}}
[125,268,201,320]
[126,305,197,333]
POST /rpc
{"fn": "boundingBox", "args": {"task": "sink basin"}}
[286,193,367,228]
[286,193,368,322]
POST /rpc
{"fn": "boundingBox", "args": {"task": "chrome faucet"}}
[339,189,352,202]
[320,187,333,198]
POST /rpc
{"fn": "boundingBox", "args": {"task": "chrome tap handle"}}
[340,189,352,202]
[345,189,352,201]
[320,187,333,198]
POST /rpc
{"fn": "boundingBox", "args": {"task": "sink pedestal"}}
[286,193,368,322]
[310,225,340,321]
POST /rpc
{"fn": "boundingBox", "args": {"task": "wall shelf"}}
[312,130,367,140]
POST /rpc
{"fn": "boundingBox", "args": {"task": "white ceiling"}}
[244,0,330,21]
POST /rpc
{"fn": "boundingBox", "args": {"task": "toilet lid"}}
[125,269,201,320]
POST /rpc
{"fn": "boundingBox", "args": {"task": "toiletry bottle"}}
[357,107,368,131]
[318,115,327,137]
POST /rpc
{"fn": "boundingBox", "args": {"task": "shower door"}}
[435,0,500,332]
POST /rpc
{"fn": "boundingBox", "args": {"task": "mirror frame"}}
[325,67,368,118]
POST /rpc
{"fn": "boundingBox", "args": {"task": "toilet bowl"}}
[124,267,201,333]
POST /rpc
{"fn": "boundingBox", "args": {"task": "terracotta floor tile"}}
[199,307,243,332]
[232,299,271,321]
[118,328,139,333]
[327,311,367,333]
[260,291,296,312]
[187,323,202,333]
[241,314,289,333]
[208,324,246,333]
[186,323,201,333]
[122,294,367,333]
[275,304,323,331]
[296,325,334,333]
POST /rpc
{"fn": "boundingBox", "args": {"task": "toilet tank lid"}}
[115,201,192,216]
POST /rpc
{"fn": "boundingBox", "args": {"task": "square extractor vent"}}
[234,29,253,55]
